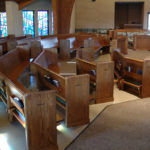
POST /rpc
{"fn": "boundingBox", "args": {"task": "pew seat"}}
[0,48,30,80]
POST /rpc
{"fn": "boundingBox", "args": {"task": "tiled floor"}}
[0,54,139,150]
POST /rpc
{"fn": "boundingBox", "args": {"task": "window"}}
[0,12,7,37]
[22,11,35,36]
[148,13,150,30]
[38,11,49,36]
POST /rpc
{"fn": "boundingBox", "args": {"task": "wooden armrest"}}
[121,79,142,88]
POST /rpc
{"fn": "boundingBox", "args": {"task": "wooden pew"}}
[76,58,114,103]
[0,49,58,150]
[112,50,150,98]
[5,76,58,150]
[76,47,94,62]
[40,36,58,49]
[0,48,30,80]
[111,36,128,55]
[32,50,90,127]
[133,35,150,50]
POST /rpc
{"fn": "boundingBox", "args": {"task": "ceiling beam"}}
[5,0,34,10]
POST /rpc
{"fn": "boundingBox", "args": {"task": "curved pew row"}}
[112,50,150,98]
[76,58,114,104]
[0,48,60,150]
[33,50,90,127]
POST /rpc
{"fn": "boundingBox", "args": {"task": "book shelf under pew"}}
[112,49,150,98]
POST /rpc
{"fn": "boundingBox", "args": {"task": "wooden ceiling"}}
[5,0,34,9]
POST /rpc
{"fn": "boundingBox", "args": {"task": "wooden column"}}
[51,0,59,34]
[52,0,75,34]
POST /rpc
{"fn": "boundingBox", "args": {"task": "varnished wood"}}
[65,75,89,127]
[96,62,114,103]
[25,91,58,150]
[134,35,150,50]
[142,59,150,98]
[112,49,150,98]
[31,61,90,127]
[60,40,70,60]
[76,58,114,103]
[76,48,94,61]
[117,37,128,54]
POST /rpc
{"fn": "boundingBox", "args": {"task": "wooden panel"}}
[96,62,114,103]
[117,37,128,54]
[76,58,96,82]
[60,40,70,60]
[0,0,6,12]
[0,48,30,77]
[34,50,58,69]
[84,39,94,48]
[52,0,75,34]
[25,91,58,150]
[134,35,150,50]
[18,0,35,10]
[128,4,143,24]
[30,63,66,99]
[58,0,75,34]
[115,3,128,28]
[115,2,144,29]
[65,74,89,127]
[142,59,150,98]
[77,48,94,61]
[30,41,42,59]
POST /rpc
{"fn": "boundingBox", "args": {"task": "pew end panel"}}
[96,61,114,103]
[142,59,150,98]
[65,74,90,127]
[59,40,71,60]
[25,91,58,150]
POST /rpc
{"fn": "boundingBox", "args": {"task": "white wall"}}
[70,3,76,33]
[6,1,23,36]
[75,0,150,29]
